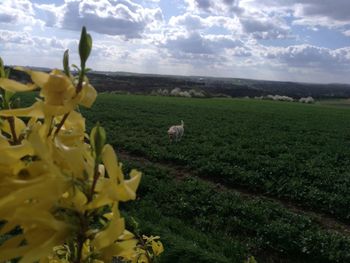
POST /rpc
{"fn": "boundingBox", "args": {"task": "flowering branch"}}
[0,27,163,263]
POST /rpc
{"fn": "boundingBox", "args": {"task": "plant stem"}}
[76,235,84,263]
[75,160,100,262]
[75,213,87,263]
[54,112,70,136]
[75,66,85,94]
[88,162,100,202]
[47,116,54,137]
[6,117,19,145]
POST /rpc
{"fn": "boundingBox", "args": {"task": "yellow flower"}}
[94,204,138,262]
[141,235,164,257]
[0,208,70,263]
[0,121,71,263]
[101,144,142,200]
[60,187,88,213]
[86,144,142,210]
[0,137,33,177]
[136,254,149,263]
[40,70,75,106]
[0,35,163,262]
[0,68,97,118]
[151,240,164,256]
[92,203,125,250]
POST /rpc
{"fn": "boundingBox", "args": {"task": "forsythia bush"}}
[0,27,163,263]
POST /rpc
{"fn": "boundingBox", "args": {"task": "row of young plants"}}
[121,160,350,263]
[82,94,350,222]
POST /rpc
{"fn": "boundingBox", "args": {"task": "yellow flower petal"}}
[79,83,97,108]
[0,235,24,251]
[0,78,36,92]
[61,110,85,134]
[53,137,86,178]
[99,239,138,262]
[0,221,19,235]
[114,183,137,201]
[15,66,50,88]
[102,144,122,182]
[0,212,69,263]
[72,188,88,212]
[0,101,44,118]
[92,216,125,250]
[151,240,164,256]
[0,132,9,146]
[41,72,75,106]
[0,140,34,165]
[1,117,27,138]
[118,230,135,241]
[126,169,142,194]
[86,192,112,210]
[42,102,74,117]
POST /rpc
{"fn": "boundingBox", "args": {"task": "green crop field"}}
[79,94,350,262]
[13,93,350,262]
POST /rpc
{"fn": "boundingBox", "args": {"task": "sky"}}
[1,0,350,84]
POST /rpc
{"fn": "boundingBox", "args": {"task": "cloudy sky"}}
[1,0,350,83]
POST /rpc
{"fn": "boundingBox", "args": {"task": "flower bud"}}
[79,26,92,67]
[63,49,70,77]
[90,122,106,161]
[0,57,5,78]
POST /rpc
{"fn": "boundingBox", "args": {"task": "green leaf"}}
[79,26,92,67]
[71,64,80,72]
[10,97,21,109]
[84,68,92,73]
[63,49,70,77]
[4,90,15,102]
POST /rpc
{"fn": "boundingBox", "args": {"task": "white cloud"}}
[184,0,242,15]
[0,30,34,45]
[263,44,350,71]
[0,0,349,84]
[293,0,350,23]
[182,0,291,40]
[0,29,80,69]
[342,30,350,37]
[240,0,350,29]
[161,31,242,56]
[0,29,76,53]
[239,11,291,40]
[168,12,241,34]
[35,0,164,38]
[0,0,43,27]
[169,13,207,30]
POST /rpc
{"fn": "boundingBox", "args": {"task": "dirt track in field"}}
[118,150,350,236]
